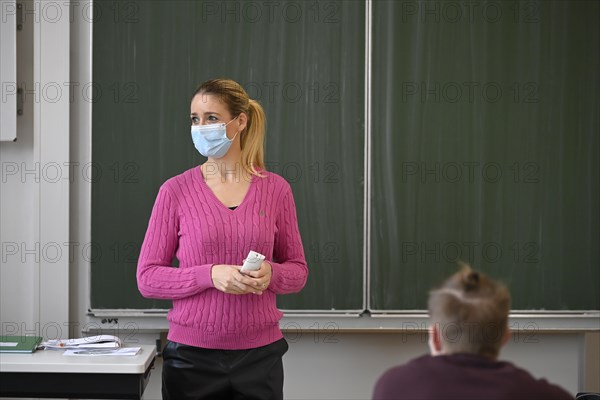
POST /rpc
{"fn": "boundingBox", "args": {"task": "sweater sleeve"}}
[268,187,308,294]
[136,185,214,300]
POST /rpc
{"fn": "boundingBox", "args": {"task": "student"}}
[137,79,308,399]
[372,264,573,400]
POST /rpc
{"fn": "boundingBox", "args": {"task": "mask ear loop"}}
[228,130,240,142]
[224,115,239,126]
[226,115,241,142]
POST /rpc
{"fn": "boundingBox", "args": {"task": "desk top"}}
[0,345,156,374]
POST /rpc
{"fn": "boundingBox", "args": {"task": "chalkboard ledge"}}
[86,310,599,333]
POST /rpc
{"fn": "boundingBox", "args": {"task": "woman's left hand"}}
[243,261,272,292]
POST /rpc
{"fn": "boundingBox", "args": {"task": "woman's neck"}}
[202,154,247,184]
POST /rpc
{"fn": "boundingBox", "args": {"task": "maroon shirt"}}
[373,353,574,400]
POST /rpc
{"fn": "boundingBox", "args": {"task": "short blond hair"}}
[428,263,511,358]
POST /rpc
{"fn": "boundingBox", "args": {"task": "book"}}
[0,335,43,353]
[41,335,123,350]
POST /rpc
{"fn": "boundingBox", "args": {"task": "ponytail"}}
[240,99,266,177]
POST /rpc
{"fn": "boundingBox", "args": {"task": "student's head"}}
[427,263,511,359]
[191,79,266,176]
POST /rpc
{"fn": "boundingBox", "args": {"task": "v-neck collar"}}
[194,166,257,214]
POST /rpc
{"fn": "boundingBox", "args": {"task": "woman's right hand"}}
[211,264,264,295]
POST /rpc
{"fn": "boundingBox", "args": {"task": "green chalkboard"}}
[92,0,599,313]
[91,0,365,311]
[370,0,599,310]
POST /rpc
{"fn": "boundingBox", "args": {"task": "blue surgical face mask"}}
[191,116,239,158]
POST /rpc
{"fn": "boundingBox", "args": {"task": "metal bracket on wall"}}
[16,3,23,30]
[17,88,23,116]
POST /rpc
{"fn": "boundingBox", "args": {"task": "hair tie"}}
[464,271,479,291]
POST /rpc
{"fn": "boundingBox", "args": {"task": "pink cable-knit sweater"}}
[137,166,308,350]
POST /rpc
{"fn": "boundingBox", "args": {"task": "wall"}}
[1,1,598,399]
[1,0,69,339]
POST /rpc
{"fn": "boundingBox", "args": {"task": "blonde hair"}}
[192,79,266,177]
[428,262,511,358]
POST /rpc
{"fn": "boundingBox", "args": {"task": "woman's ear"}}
[428,324,443,356]
[237,112,248,133]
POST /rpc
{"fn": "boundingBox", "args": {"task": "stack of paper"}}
[41,335,122,350]
[63,347,141,356]
[39,335,141,356]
